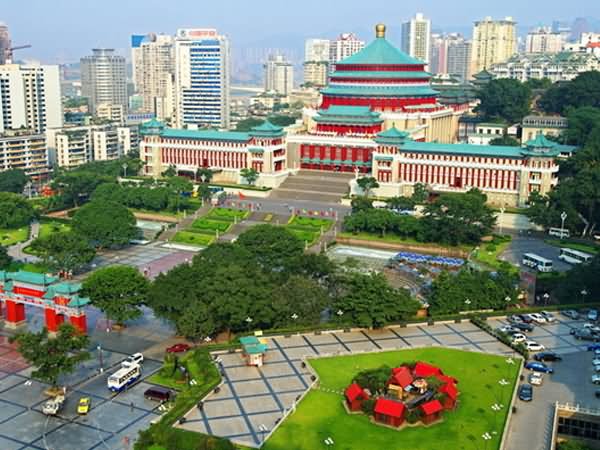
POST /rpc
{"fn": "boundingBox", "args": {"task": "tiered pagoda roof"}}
[314,106,383,125]
[318,23,439,112]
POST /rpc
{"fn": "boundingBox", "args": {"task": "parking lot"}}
[500,235,572,272]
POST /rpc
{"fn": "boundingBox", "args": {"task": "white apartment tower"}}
[131,33,175,120]
[304,39,330,86]
[526,27,564,53]
[402,13,432,64]
[264,55,294,95]
[471,17,517,75]
[329,33,365,72]
[175,28,230,129]
[0,64,63,134]
[0,23,10,65]
[447,35,472,82]
[80,49,128,115]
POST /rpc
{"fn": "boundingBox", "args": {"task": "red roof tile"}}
[390,367,413,388]
[414,361,442,378]
[435,374,459,385]
[421,399,443,415]
[374,398,405,418]
[439,382,459,400]
[345,383,367,402]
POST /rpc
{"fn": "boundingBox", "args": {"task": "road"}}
[506,350,596,450]
[7,220,40,263]
[500,234,572,273]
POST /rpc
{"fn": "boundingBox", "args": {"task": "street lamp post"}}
[499,206,506,236]
[582,289,588,303]
[122,163,128,178]
[97,345,104,373]
[543,293,550,306]
[560,211,567,240]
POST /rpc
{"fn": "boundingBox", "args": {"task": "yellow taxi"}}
[77,397,91,415]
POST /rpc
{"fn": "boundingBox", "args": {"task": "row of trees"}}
[345,188,496,246]
[427,269,519,315]
[0,169,30,194]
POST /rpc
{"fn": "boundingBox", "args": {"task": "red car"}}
[166,343,191,353]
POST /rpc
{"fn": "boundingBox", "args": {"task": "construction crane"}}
[4,44,31,63]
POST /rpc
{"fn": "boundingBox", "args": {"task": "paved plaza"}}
[91,242,196,279]
[178,315,586,448]
[0,333,164,450]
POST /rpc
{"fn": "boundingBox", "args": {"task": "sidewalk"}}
[7,221,40,263]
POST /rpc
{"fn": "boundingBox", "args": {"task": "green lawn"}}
[172,230,215,247]
[0,226,29,246]
[544,239,600,255]
[38,220,71,239]
[287,228,320,246]
[191,218,232,233]
[265,348,520,450]
[288,216,333,232]
[206,207,249,222]
[472,236,517,274]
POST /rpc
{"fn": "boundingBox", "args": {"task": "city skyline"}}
[2,0,600,63]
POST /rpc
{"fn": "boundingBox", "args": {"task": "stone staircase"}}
[271,170,354,202]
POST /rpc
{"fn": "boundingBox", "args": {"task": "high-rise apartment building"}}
[46,123,134,168]
[447,36,472,82]
[526,27,563,53]
[402,13,431,64]
[264,54,294,95]
[80,49,128,115]
[175,28,230,129]
[131,33,175,120]
[0,130,49,178]
[430,34,448,74]
[0,64,63,134]
[305,39,330,62]
[0,23,10,65]
[329,33,364,72]
[471,17,517,75]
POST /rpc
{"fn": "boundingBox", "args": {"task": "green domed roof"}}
[338,35,423,66]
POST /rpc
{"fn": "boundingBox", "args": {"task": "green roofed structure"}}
[240,336,268,367]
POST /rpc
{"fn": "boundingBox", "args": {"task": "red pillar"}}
[70,314,87,334]
[5,300,25,327]
[44,308,64,333]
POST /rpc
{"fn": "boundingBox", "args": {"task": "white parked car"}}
[540,311,556,323]
[121,353,144,368]
[594,363,600,373]
[528,313,547,324]
[512,333,527,344]
[524,341,545,351]
[592,374,600,384]
[497,325,517,334]
[529,372,543,386]
[583,323,600,333]
[593,357,600,366]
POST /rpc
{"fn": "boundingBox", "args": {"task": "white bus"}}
[107,364,141,392]
[522,253,554,272]
[548,227,570,238]
[559,248,593,265]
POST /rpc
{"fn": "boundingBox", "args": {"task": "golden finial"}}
[376,23,386,38]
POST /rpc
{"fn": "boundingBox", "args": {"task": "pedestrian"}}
[130,401,134,412]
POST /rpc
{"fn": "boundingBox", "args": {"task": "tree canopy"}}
[10,323,89,387]
[82,265,149,325]
[563,107,600,146]
[489,135,520,147]
[356,177,379,197]
[0,192,36,228]
[30,231,96,274]
[427,269,518,315]
[539,71,600,114]
[72,200,139,248]
[0,245,12,269]
[332,272,421,328]
[240,168,259,185]
[476,78,532,123]
[0,169,29,194]
[235,225,304,270]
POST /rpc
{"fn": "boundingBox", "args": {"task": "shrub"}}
[361,398,376,415]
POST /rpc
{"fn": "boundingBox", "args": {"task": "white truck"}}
[42,394,65,415]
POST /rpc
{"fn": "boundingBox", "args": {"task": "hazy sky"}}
[2,0,599,63]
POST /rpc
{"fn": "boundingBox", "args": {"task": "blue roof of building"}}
[338,35,424,66]
[400,140,561,158]
[320,85,438,97]
[161,128,251,142]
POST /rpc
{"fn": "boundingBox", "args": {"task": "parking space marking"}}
[416,326,444,345]
[270,339,309,390]
[444,324,485,350]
